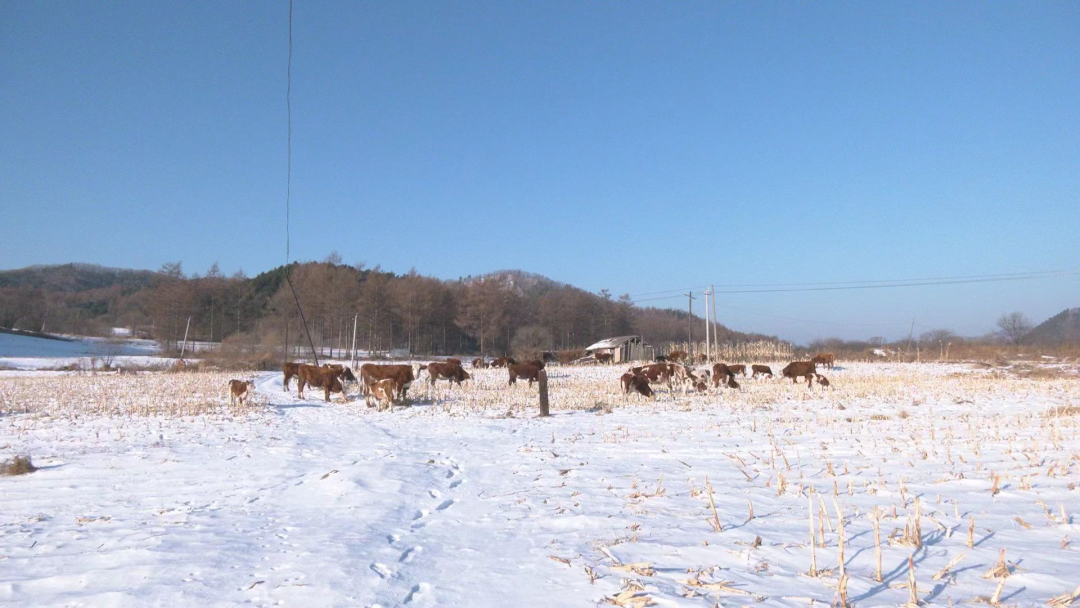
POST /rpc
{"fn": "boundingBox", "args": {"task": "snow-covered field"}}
[2,362,1079,607]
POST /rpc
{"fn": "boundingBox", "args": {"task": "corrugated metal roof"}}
[584,335,641,351]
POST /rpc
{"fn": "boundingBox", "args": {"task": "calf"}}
[228,379,255,406]
[282,362,301,392]
[472,357,488,369]
[696,353,708,364]
[366,378,397,411]
[782,361,818,387]
[726,376,741,390]
[751,364,773,379]
[296,364,348,402]
[421,361,471,387]
[594,352,614,364]
[667,350,689,363]
[727,364,747,377]
[816,374,831,389]
[620,369,654,399]
[490,357,517,368]
[633,363,674,388]
[360,363,417,402]
[508,362,543,387]
[711,363,738,388]
[811,353,836,369]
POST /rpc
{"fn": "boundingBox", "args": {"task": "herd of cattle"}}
[243,351,837,410]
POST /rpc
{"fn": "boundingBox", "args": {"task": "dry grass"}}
[0,455,37,476]
[0,372,262,418]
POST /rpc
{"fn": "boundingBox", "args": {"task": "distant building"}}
[584,335,654,363]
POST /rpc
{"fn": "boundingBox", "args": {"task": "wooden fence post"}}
[538,369,550,417]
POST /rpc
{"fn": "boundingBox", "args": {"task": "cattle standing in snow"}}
[282,362,301,391]
[782,361,818,387]
[296,364,349,402]
[727,364,747,377]
[508,362,543,387]
[360,364,417,402]
[620,369,654,399]
[472,357,488,369]
[421,362,471,388]
[711,363,738,388]
[751,364,773,379]
[228,379,255,406]
[811,353,836,369]
[366,378,397,411]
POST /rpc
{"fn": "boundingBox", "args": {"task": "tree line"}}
[0,258,776,357]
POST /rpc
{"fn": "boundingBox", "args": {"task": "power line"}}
[281,0,319,365]
[628,270,1078,302]
[712,271,1080,294]
[625,269,1076,299]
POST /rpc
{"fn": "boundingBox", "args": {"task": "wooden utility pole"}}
[179,316,192,360]
[538,369,550,417]
[351,312,358,368]
[684,292,696,346]
[704,287,711,360]
[711,284,718,361]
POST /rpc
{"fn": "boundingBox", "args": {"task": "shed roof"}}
[585,335,641,351]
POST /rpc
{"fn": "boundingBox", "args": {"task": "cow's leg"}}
[283,373,291,392]
[298,379,305,399]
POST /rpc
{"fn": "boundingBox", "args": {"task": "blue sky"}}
[2,2,1077,342]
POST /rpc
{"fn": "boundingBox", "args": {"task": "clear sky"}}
[2,1,1077,343]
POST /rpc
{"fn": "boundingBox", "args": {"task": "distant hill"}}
[0,261,778,352]
[1024,308,1080,345]
[0,263,162,292]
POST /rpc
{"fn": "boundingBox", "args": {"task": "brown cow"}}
[811,353,836,369]
[620,370,654,399]
[360,363,417,402]
[228,379,255,406]
[816,374,831,389]
[751,364,773,379]
[472,357,488,369]
[782,361,817,386]
[692,378,709,392]
[366,378,397,411]
[726,376,741,390]
[696,353,708,364]
[727,364,747,377]
[633,363,674,388]
[283,362,301,392]
[594,352,614,364]
[667,350,689,363]
[296,364,348,402]
[490,357,517,368]
[508,362,543,387]
[421,361,471,387]
[711,363,737,387]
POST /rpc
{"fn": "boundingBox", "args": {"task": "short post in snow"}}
[538,370,550,417]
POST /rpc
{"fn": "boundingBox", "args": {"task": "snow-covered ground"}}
[0,332,166,371]
[1,362,1078,607]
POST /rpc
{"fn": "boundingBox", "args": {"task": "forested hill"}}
[0,261,779,355]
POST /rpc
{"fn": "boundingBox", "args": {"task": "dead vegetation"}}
[0,372,262,417]
[1,454,37,476]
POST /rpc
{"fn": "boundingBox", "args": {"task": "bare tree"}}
[996,311,1031,345]
[919,328,956,345]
